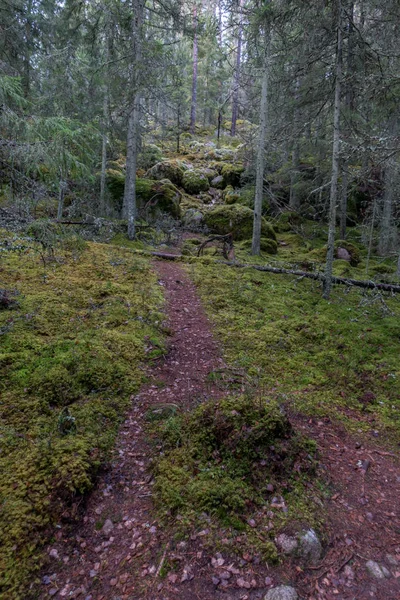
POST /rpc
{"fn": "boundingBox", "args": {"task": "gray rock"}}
[386,554,399,566]
[337,247,351,261]
[211,175,224,189]
[275,533,298,555]
[102,519,114,536]
[183,209,204,230]
[299,529,322,565]
[366,560,390,579]
[264,585,298,600]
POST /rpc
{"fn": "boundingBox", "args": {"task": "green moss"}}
[204,204,276,241]
[181,169,210,194]
[138,144,163,170]
[223,185,240,205]
[309,241,361,267]
[241,237,278,255]
[153,394,317,530]
[188,259,400,441]
[144,160,185,186]
[221,163,245,187]
[0,234,164,597]
[274,211,305,233]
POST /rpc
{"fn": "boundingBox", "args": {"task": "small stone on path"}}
[264,585,298,600]
[366,560,390,579]
[102,519,114,535]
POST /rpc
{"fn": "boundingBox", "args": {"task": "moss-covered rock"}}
[204,204,276,241]
[106,172,181,218]
[223,185,240,204]
[137,144,163,170]
[144,160,186,186]
[241,237,278,255]
[309,241,361,267]
[181,169,210,194]
[274,211,304,233]
[221,162,245,187]
[204,148,236,162]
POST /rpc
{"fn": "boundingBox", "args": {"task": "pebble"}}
[102,519,114,535]
[264,585,298,600]
[366,560,390,579]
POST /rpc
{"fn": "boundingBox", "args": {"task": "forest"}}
[1,0,400,599]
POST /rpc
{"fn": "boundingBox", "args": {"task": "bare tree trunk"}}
[231,0,243,137]
[252,28,270,256]
[123,0,144,240]
[100,32,110,217]
[323,1,343,299]
[289,77,301,211]
[190,3,198,134]
[57,178,66,220]
[339,0,354,239]
[378,161,395,256]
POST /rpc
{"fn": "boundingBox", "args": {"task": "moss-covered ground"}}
[186,253,400,440]
[0,228,164,598]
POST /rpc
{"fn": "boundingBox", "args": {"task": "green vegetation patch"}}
[204,204,276,241]
[153,394,319,558]
[0,230,164,598]
[188,261,400,439]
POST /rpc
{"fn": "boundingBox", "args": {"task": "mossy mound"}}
[144,160,186,186]
[221,162,245,187]
[181,237,202,256]
[275,211,304,233]
[181,169,210,194]
[309,241,361,267]
[223,185,240,204]
[154,395,317,522]
[204,204,276,241]
[204,148,235,162]
[241,237,278,255]
[106,172,181,218]
[137,144,163,170]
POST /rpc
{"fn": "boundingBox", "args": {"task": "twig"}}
[155,543,169,578]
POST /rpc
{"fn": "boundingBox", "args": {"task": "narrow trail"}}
[39,260,227,600]
[39,260,400,600]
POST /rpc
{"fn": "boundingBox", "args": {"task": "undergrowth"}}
[0,229,164,598]
[151,394,321,562]
[188,257,400,439]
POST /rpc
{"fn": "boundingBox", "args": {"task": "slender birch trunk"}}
[252,28,270,256]
[231,0,243,136]
[124,0,144,240]
[190,3,198,134]
[323,1,343,300]
[378,161,395,256]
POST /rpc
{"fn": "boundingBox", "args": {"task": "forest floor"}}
[38,256,400,600]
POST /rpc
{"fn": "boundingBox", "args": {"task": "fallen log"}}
[132,250,400,294]
[218,260,400,293]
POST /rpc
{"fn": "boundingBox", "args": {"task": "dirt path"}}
[39,260,400,600]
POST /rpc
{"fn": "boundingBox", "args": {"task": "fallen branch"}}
[217,260,400,293]
[139,250,400,293]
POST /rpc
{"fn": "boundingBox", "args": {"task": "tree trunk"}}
[100,26,111,217]
[323,1,343,299]
[252,28,270,256]
[378,161,395,256]
[231,0,243,137]
[57,178,66,220]
[190,3,198,134]
[339,1,354,239]
[289,77,301,211]
[123,0,144,240]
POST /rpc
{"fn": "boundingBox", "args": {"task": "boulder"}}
[298,529,322,565]
[223,186,240,205]
[211,175,224,189]
[264,585,298,600]
[204,204,276,241]
[221,163,245,187]
[145,160,186,186]
[183,208,204,230]
[182,169,210,194]
[275,533,298,555]
[336,247,351,262]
